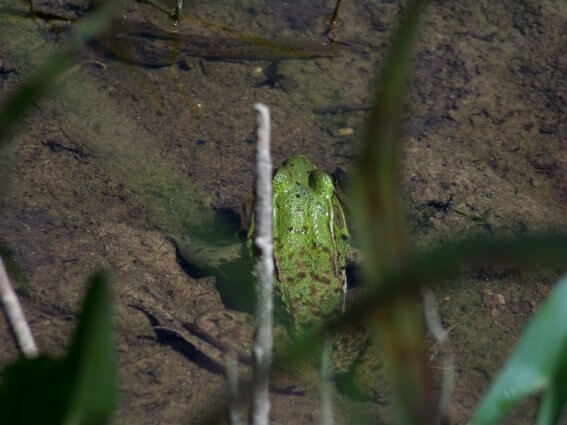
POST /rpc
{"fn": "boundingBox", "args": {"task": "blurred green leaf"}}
[0,272,117,425]
[470,274,567,425]
[353,0,426,277]
[351,1,429,423]
[63,272,118,425]
[0,1,117,146]
[0,355,68,425]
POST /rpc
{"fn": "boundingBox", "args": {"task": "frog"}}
[248,155,351,334]
[135,155,372,388]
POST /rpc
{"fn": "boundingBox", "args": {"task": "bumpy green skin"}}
[269,156,350,334]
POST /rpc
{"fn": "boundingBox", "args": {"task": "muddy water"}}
[0,0,566,424]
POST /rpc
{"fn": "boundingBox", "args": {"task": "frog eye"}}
[309,170,334,198]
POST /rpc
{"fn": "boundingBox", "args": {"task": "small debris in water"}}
[329,127,354,138]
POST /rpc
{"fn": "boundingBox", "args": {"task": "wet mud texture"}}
[1,0,566,424]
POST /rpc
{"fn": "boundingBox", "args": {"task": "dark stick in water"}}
[97,19,336,67]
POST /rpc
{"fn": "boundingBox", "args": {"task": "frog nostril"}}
[295,194,300,198]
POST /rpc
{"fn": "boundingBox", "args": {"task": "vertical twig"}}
[422,288,455,424]
[250,103,274,425]
[226,349,242,425]
[324,0,343,35]
[174,0,183,21]
[0,257,38,358]
[319,333,335,425]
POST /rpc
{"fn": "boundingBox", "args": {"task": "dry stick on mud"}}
[250,103,274,425]
[0,258,38,358]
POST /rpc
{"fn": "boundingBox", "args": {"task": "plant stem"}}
[0,258,38,358]
[250,103,274,425]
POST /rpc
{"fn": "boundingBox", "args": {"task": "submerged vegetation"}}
[0,0,566,424]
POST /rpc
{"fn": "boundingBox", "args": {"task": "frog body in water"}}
[99,19,334,67]
[249,156,351,333]
[152,156,369,384]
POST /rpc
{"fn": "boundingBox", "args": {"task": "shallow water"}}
[0,0,566,424]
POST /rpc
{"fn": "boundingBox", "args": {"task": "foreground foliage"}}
[0,274,117,425]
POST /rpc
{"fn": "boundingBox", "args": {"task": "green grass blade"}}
[535,365,567,425]
[351,2,432,423]
[62,272,118,425]
[470,274,567,425]
[353,0,427,276]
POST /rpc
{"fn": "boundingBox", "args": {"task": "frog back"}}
[272,156,350,333]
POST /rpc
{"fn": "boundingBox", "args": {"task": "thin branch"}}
[0,257,38,358]
[250,103,274,425]
[226,349,242,425]
[174,0,183,21]
[319,333,335,425]
[422,288,455,424]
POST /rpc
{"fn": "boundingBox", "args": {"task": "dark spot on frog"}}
[295,194,300,198]
[311,272,331,285]
[307,302,320,316]
[297,271,306,279]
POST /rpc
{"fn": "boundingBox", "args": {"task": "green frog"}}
[140,156,370,386]
[249,155,351,333]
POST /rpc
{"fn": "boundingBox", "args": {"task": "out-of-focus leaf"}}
[0,356,68,425]
[0,1,117,146]
[535,348,567,425]
[63,272,117,425]
[353,0,426,277]
[351,1,430,423]
[0,272,117,425]
[470,274,567,425]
